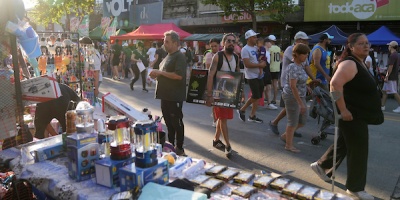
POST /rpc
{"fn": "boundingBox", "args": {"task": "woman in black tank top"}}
[311,33,383,200]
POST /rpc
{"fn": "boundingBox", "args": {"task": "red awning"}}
[110,23,191,41]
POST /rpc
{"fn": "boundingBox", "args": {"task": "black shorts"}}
[112,58,120,66]
[271,72,280,80]
[248,78,264,99]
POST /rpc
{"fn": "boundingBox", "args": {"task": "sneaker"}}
[212,121,216,127]
[175,147,187,156]
[346,190,374,200]
[381,106,385,111]
[393,106,400,113]
[269,121,280,135]
[271,101,276,105]
[225,145,232,155]
[248,115,263,123]
[294,131,302,138]
[142,88,149,93]
[213,140,225,151]
[237,110,245,122]
[310,162,330,182]
[266,103,278,110]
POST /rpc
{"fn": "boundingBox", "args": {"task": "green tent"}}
[116,29,127,36]
[89,26,104,40]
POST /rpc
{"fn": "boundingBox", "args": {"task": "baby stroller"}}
[309,86,335,145]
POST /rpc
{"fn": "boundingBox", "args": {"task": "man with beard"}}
[206,33,240,156]
[308,33,334,90]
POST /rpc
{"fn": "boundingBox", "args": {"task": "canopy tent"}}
[309,25,348,45]
[89,26,103,40]
[116,29,127,36]
[367,26,400,45]
[110,23,191,40]
[183,34,224,42]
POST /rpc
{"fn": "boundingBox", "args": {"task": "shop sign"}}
[305,0,399,21]
[132,2,163,25]
[103,0,133,17]
[222,12,252,23]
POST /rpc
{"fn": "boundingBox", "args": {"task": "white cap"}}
[320,32,334,40]
[268,35,277,41]
[294,31,310,40]
[245,29,259,39]
[387,41,398,47]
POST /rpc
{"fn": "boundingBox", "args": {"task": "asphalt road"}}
[99,75,400,200]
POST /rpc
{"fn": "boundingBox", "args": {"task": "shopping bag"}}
[146,68,156,85]
[137,61,146,72]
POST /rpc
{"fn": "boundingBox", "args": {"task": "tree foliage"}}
[201,0,299,30]
[29,0,96,31]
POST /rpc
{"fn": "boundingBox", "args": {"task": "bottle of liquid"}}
[169,156,192,178]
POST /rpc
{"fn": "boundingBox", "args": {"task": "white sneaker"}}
[381,106,385,111]
[266,103,278,110]
[310,162,330,182]
[212,121,216,127]
[393,106,400,113]
[346,190,374,200]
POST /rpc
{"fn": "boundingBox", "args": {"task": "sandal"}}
[285,146,301,153]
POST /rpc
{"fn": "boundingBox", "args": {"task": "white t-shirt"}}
[365,55,374,75]
[204,52,216,68]
[147,47,157,62]
[93,49,103,82]
[241,45,259,79]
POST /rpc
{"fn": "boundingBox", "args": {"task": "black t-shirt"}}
[154,48,167,69]
[155,50,186,101]
[112,44,122,61]
[388,52,399,80]
[133,49,148,67]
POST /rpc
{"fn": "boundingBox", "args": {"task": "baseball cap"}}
[387,41,398,47]
[319,33,334,40]
[245,29,259,39]
[294,31,310,40]
[268,35,277,41]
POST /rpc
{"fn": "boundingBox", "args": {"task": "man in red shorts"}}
[205,33,240,155]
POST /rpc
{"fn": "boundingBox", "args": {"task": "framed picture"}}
[186,69,243,109]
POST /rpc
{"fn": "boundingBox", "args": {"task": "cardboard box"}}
[66,133,98,149]
[119,158,169,192]
[102,93,148,122]
[95,155,135,188]
[34,142,63,162]
[21,75,61,103]
[67,143,99,182]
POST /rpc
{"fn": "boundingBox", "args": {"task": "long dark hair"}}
[338,33,366,66]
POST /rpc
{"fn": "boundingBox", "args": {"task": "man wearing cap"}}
[269,31,317,137]
[237,30,266,123]
[267,35,282,105]
[307,33,333,90]
[381,41,400,113]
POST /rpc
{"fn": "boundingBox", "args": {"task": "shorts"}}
[112,58,120,66]
[213,107,233,120]
[248,78,264,99]
[263,65,272,85]
[282,93,307,127]
[271,72,280,80]
[382,80,398,94]
[279,95,285,108]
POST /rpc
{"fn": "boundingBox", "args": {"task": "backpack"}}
[216,51,239,71]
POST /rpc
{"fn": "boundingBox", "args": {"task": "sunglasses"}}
[226,39,237,44]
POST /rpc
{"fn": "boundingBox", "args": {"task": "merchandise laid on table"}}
[0,94,354,199]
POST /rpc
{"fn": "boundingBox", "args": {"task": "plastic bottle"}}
[183,159,206,178]
[169,157,192,178]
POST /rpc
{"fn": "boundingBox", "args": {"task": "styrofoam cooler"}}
[19,36,41,58]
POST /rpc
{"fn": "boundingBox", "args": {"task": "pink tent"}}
[110,23,191,40]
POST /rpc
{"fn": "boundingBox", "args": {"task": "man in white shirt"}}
[147,43,157,68]
[237,30,266,123]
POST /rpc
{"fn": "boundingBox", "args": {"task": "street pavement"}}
[99,75,400,200]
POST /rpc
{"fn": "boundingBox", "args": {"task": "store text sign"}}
[222,12,252,23]
[305,0,398,21]
[104,0,133,17]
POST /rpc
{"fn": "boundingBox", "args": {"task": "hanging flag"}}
[70,17,81,32]
[78,15,89,37]
[103,17,118,40]
[100,17,111,31]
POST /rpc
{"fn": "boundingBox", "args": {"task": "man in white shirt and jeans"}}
[237,30,266,123]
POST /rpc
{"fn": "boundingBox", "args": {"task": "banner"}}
[70,17,81,32]
[100,17,111,31]
[103,17,118,40]
[186,69,243,109]
[78,15,89,37]
[305,0,400,21]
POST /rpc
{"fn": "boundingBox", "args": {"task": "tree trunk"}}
[252,13,257,31]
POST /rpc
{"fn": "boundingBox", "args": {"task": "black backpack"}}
[216,51,239,71]
[184,48,192,63]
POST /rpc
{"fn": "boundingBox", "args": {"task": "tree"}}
[201,0,299,30]
[29,0,96,31]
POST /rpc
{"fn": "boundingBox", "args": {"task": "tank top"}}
[343,56,383,122]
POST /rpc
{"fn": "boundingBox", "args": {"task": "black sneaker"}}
[143,88,149,92]
[271,101,276,105]
[175,147,187,156]
[248,115,263,123]
[213,140,225,151]
[237,110,245,122]
[225,146,232,155]
[269,121,280,135]
[294,131,302,138]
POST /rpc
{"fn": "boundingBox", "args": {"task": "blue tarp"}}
[367,26,400,46]
[309,25,348,45]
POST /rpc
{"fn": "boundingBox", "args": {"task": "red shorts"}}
[213,107,233,120]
